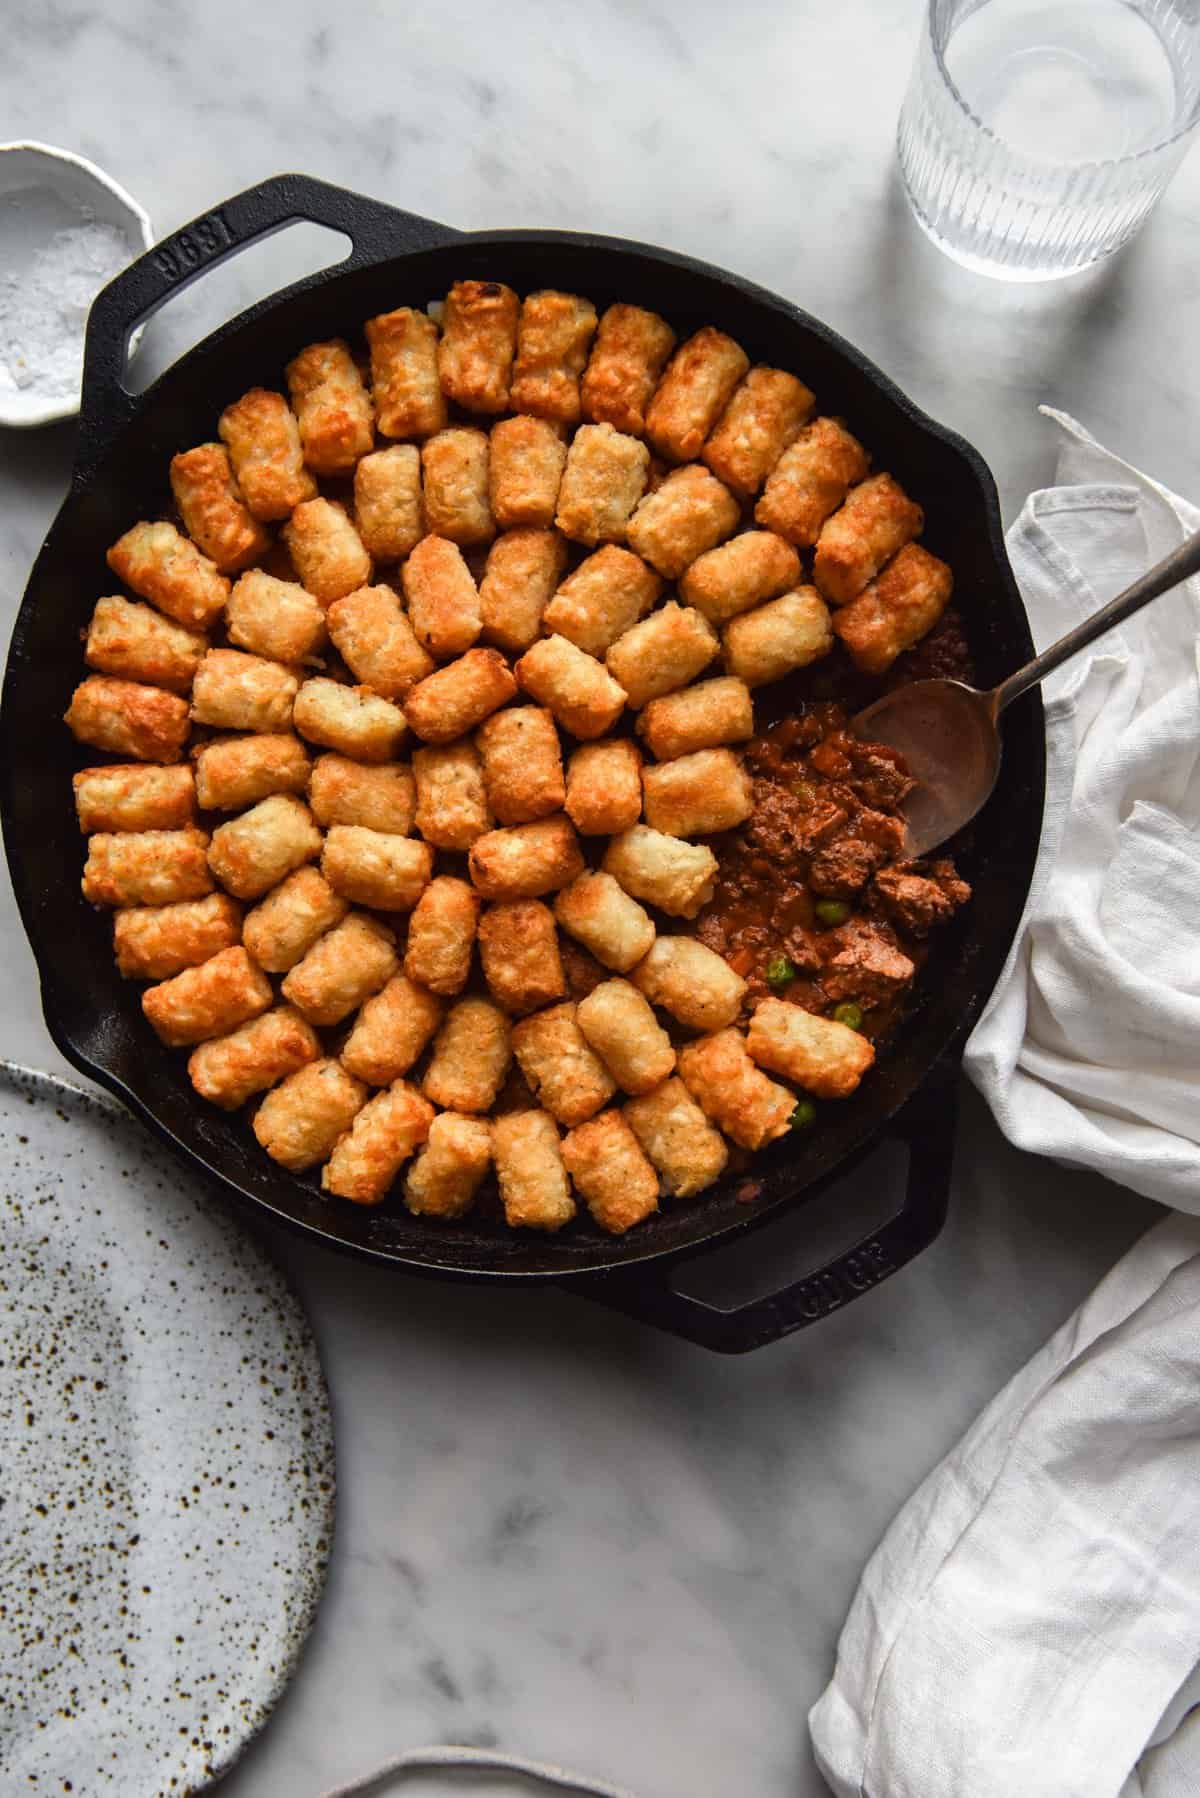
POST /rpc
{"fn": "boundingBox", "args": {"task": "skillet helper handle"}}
[77,172,460,473]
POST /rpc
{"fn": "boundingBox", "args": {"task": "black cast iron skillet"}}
[0,175,1044,1352]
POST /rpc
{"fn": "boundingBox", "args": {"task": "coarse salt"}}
[0,217,132,403]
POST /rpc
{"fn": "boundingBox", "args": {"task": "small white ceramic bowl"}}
[0,141,152,428]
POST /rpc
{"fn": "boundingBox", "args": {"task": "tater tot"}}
[226,569,326,665]
[754,416,870,547]
[82,827,213,908]
[554,422,649,546]
[421,428,495,547]
[142,945,272,1048]
[561,1110,659,1235]
[169,443,271,573]
[321,826,433,911]
[422,996,512,1113]
[478,528,567,653]
[113,892,242,981]
[341,974,444,1085]
[492,1109,575,1232]
[353,445,424,562]
[564,740,643,837]
[328,581,435,698]
[677,1027,794,1150]
[281,912,398,1026]
[513,634,626,740]
[831,542,954,675]
[401,537,482,661]
[605,602,719,709]
[510,290,598,426]
[208,794,322,900]
[701,365,815,494]
[242,866,349,972]
[722,587,835,688]
[193,733,311,811]
[412,741,492,849]
[632,935,747,1032]
[678,531,801,626]
[322,1080,435,1206]
[747,996,876,1099]
[188,1005,319,1110]
[475,706,565,825]
[285,338,374,475]
[65,675,190,764]
[625,465,740,581]
[623,1077,728,1199]
[541,545,662,657]
[309,755,415,834]
[580,303,676,436]
[404,876,480,996]
[553,872,654,974]
[190,649,298,734]
[106,520,229,631]
[489,415,568,529]
[294,677,408,762]
[637,676,754,763]
[403,648,517,744]
[253,1058,368,1171]
[642,747,752,839]
[283,498,372,606]
[576,979,675,1096]
[511,1002,616,1128]
[436,280,520,414]
[468,815,584,901]
[218,387,317,521]
[477,900,566,1015]
[404,1112,492,1219]
[812,473,924,606]
[74,763,195,834]
[601,825,717,919]
[645,326,750,464]
[365,306,447,440]
[84,594,207,694]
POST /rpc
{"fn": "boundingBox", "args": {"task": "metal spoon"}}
[853,528,1200,856]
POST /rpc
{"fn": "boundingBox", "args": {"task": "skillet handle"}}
[77,172,461,475]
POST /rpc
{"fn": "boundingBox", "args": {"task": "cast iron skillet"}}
[0,175,1044,1352]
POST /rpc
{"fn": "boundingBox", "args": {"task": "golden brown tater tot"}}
[253,1059,368,1171]
[510,290,598,426]
[645,326,749,463]
[701,365,815,494]
[218,387,316,521]
[169,443,271,573]
[365,306,447,440]
[436,280,520,414]
[286,338,374,475]
[113,892,242,981]
[84,594,206,694]
[74,763,196,834]
[82,827,213,908]
[106,520,229,631]
[580,303,676,436]
[142,945,272,1048]
[65,675,191,764]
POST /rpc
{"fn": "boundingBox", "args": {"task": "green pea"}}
[833,1002,864,1031]
[790,780,814,805]
[765,954,796,989]
[790,1098,817,1132]
[814,899,851,927]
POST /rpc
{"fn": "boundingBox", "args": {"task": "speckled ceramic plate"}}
[0,1062,335,1796]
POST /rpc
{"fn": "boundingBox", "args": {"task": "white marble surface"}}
[0,1,1191,1791]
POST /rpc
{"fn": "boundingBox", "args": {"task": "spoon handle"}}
[993,526,1200,714]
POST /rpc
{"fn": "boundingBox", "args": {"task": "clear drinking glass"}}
[897,0,1200,280]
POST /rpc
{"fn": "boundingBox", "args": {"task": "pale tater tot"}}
[328,582,435,698]
[321,826,433,911]
[74,763,195,834]
[412,742,492,849]
[477,900,566,1015]
[831,542,954,675]
[564,740,643,837]
[281,912,398,1026]
[492,1109,575,1232]
[812,473,924,606]
[478,528,567,653]
[242,867,349,973]
[193,734,311,811]
[642,747,753,839]
[353,446,424,562]
[365,306,447,439]
[489,415,568,529]
[254,1059,368,1172]
[218,387,317,521]
[701,366,815,494]
[605,602,719,709]
[722,587,835,688]
[188,1005,320,1110]
[226,570,326,665]
[106,520,229,631]
[169,443,271,573]
[510,290,598,426]
[82,827,213,908]
[541,545,662,657]
[601,825,718,919]
[747,996,876,1099]
[580,303,676,436]
[309,755,415,834]
[625,465,740,581]
[405,1112,492,1220]
[554,422,649,546]
[404,876,479,996]
[190,649,298,733]
[208,794,322,901]
[632,935,747,1032]
[678,531,801,626]
[283,498,372,606]
[436,280,520,414]
[645,326,749,464]
[468,815,584,901]
[85,595,207,693]
[400,538,482,661]
[561,1110,659,1235]
[321,1080,434,1205]
[511,1002,616,1128]
[423,996,512,1113]
[475,706,564,825]
[637,676,754,763]
[754,416,870,546]
[285,338,374,475]
[142,945,272,1048]
[513,635,626,740]
[113,892,242,981]
[554,872,654,974]
[677,1027,794,1151]
[576,979,675,1096]
[421,428,495,547]
[403,648,517,744]
[341,975,444,1085]
[623,1077,728,1199]
[294,677,408,762]
[66,675,190,764]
